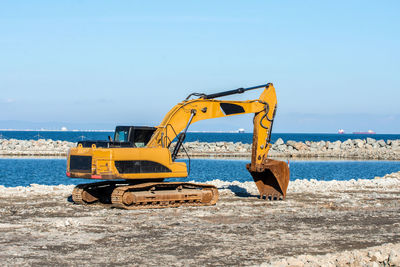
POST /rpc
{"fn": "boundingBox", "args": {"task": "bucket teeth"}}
[247,159,290,200]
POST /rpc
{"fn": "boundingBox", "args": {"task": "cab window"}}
[133,129,155,147]
[114,129,129,142]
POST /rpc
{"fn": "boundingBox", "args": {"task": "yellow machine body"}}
[67,83,290,208]
[67,146,187,180]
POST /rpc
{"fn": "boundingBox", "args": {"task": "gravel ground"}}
[0,173,399,266]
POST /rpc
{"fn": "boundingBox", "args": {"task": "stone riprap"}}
[0,139,75,156]
[177,138,400,160]
[0,138,399,160]
[0,172,399,265]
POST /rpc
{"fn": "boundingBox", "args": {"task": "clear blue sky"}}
[1,1,399,132]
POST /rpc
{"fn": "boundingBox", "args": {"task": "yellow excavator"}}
[66,83,290,209]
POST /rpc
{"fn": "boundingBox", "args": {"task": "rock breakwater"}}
[178,137,400,160]
[0,138,399,160]
[0,138,75,156]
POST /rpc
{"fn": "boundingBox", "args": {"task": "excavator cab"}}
[113,126,156,147]
[77,126,157,148]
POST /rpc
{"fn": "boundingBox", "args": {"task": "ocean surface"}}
[0,158,399,187]
[1,131,399,187]
[1,131,400,144]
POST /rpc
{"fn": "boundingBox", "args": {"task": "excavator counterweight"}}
[67,83,290,209]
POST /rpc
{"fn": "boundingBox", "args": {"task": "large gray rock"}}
[274,138,284,146]
[391,140,400,148]
[286,140,297,148]
[340,140,352,149]
[377,139,386,147]
[328,141,341,150]
[343,139,352,145]
[276,144,287,152]
[238,147,247,153]
[352,139,364,148]
[226,143,235,151]
[293,142,309,151]
[366,137,376,144]
[310,142,319,149]
[365,144,373,150]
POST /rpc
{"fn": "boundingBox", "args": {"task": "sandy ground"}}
[0,174,399,266]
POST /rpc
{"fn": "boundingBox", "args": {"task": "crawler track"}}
[71,181,123,205]
[71,181,219,210]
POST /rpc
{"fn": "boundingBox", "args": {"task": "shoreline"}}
[0,138,399,160]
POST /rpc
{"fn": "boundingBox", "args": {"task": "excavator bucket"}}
[246,159,290,200]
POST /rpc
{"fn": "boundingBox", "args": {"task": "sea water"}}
[1,131,399,144]
[1,131,399,187]
[0,158,399,187]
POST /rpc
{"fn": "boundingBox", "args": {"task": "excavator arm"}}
[148,83,289,199]
[148,84,275,163]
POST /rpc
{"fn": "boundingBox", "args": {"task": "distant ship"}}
[352,130,376,134]
[237,128,245,133]
[338,129,345,134]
